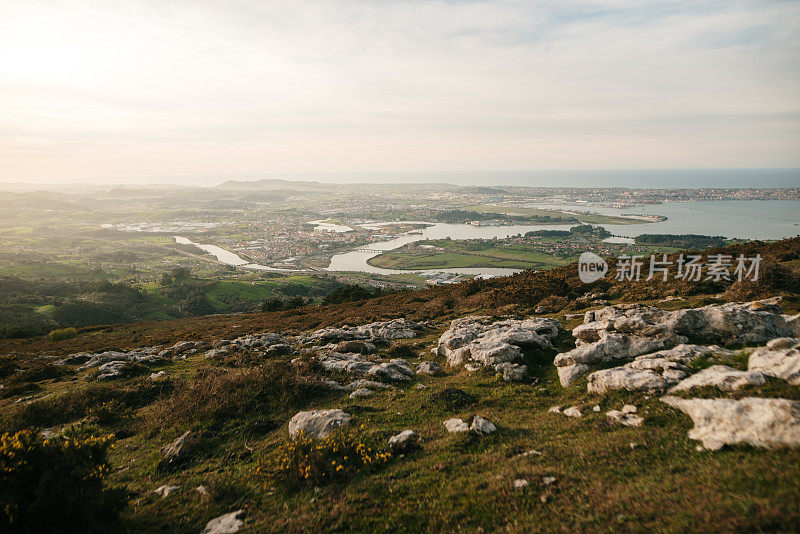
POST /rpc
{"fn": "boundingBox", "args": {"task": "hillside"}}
[1,238,799,532]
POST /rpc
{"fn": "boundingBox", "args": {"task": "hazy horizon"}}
[2,1,800,185]
[2,168,800,191]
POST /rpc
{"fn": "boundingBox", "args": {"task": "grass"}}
[1,321,798,532]
[0,238,799,531]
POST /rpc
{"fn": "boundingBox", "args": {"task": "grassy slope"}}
[2,238,800,532]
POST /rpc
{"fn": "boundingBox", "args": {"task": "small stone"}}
[152,485,180,498]
[695,445,705,452]
[513,479,529,489]
[196,485,209,496]
[563,407,582,418]
[150,371,166,379]
[349,388,373,399]
[542,476,557,485]
[548,406,562,414]
[622,404,637,414]
[606,410,643,427]
[629,442,639,449]
[593,405,601,412]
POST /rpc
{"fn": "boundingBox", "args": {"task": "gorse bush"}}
[259,427,391,488]
[47,326,78,341]
[0,430,125,533]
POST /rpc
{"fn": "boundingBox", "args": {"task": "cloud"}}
[0,0,799,183]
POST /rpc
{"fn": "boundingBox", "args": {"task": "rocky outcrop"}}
[305,319,419,343]
[661,396,800,450]
[95,361,146,380]
[669,365,765,392]
[288,409,351,440]
[343,379,393,391]
[318,352,374,375]
[557,299,795,386]
[748,338,800,385]
[335,340,376,354]
[75,348,167,369]
[437,316,560,368]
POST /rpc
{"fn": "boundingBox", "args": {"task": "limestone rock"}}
[335,340,376,354]
[606,410,643,427]
[367,361,415,382]
[661,396,800,450]
[417,361,444,376]
[318,352,373,375]
[669,365,766,392]
[388,430,420,453]
[437,316,560,368]
[95,361,144,380]
[443,418,469,433]
[494,362,527,382]
[76,348,166,369]
[152,485,180,498]
[201,510,244,534]
[748,338,800,385]
[306,319,419,342]
[556,300,794,386]
[349,388,373,399]
[288,409,351,440]
[343,379,393,391]
[557,364,590,387]
[470,415,497,435]
[160,430,201,468]
[562,407,582,418]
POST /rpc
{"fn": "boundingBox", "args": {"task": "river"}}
[176,200,800,277]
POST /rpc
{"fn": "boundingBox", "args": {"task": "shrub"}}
[1,381,168,432]
[47,327,78,341]
[149,362,325,429]
[260,427,391,488]
[0,430,125,533]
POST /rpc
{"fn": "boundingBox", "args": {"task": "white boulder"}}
[669,365,765,392]
[288,409,351,440]
[661,396,800,450]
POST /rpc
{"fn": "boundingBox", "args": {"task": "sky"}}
[1,0,799,186]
